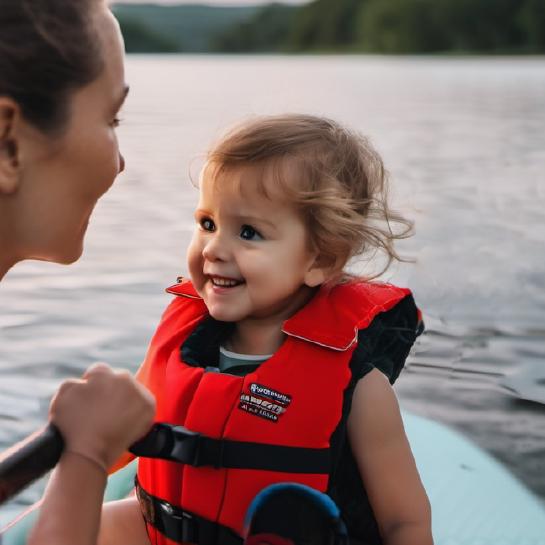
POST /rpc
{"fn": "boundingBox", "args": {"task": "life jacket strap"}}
[136,479,243,545]
[131,422,331,474]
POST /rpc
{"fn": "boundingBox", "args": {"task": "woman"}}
[0,1,155,544]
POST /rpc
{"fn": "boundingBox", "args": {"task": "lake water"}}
[1,55,544,519]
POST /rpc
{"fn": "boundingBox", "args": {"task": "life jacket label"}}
[238,383,292,422]
[239,394,286,422]
[249,383,292,406]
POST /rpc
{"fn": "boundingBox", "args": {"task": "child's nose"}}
[202,233,229,262]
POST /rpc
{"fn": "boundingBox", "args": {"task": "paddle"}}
[0,424,64,506]
[0,421,178,506]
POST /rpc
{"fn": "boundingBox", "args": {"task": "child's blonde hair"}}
[204,114,412,281]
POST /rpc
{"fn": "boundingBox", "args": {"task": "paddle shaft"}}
[0,423,167,507]
[0,424,64,506]
[0,421,179,506]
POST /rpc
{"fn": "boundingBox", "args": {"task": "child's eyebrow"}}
[194,208,214,218]
[194,209,277,230]
[238,215,277,229]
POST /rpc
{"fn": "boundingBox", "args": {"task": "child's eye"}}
[240,225,263,241]
[200,218,215,232]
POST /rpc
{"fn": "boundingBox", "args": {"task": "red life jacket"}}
[136,279,411,545]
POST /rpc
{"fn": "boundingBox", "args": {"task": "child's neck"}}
[225,285,319,356]
[227,321,285,356]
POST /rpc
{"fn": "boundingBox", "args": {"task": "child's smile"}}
[209,275,245,291]
[187,164,326,352]
[210,276,243,288]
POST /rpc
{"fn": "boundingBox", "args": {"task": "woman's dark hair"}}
[0,0,104,133]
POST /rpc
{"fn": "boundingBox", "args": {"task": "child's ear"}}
[304,267,327,288]
[304,255,339,288]
[0,99,23,195]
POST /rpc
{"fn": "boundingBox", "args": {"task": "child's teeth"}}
[213,278,239,287]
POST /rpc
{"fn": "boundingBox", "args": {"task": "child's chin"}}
[208,306,241,323]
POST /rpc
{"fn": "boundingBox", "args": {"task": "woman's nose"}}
[118,152,126,174]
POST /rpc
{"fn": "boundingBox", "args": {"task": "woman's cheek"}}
[98,131,122,193]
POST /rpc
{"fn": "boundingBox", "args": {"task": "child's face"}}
[187,166,325,326]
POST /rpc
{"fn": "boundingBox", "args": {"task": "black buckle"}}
[170,425,202,465]
[179,511,197,543]
[159,504,198,543]
[136,479,198,542]
[136,480,241,545]
[130,422,228,468]
[130,423,203,466]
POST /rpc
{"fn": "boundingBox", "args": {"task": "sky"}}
[112,0,310,5]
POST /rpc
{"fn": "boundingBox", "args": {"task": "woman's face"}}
[11,8,127,265]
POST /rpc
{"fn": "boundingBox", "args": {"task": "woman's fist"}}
[49,363,155,470]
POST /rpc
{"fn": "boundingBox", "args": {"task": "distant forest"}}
[112,0,545,54]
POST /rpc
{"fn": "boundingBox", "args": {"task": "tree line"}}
[114,0,545,54]
[213,0,545,54]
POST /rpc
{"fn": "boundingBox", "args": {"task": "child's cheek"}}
[187,245,204,287]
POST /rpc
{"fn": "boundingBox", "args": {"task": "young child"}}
[104,114,432,545]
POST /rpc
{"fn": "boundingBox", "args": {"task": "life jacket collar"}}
[166,278,409,352]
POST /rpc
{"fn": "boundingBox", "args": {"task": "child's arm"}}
[98,497,150,545]
[347,369,433,545]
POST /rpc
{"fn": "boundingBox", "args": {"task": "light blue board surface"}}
[2,412,545,544]
[403,412,545,545]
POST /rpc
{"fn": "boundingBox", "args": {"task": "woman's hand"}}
[49,362,156,470]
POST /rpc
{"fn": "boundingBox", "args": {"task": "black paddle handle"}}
[0,424,64,506]
[0,422,172,507]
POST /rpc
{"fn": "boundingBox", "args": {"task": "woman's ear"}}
[0,98,22,195]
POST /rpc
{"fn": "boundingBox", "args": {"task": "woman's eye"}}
[200,218,215,231]
[112,117,123,128]
[240,225,262,241]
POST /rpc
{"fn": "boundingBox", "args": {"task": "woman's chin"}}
[26,240,83,266]
[64,245,84,264]
[49,241,85,265]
